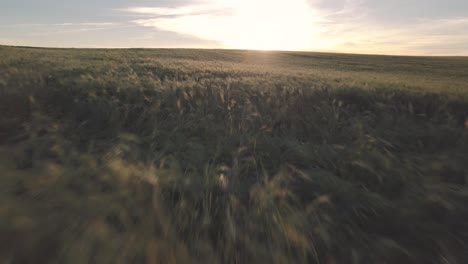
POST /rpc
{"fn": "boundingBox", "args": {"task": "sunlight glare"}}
[217,0,319,50]
[134,0,322,51]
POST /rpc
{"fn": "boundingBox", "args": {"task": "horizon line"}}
[1,44,467,58]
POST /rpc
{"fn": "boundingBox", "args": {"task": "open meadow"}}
[1,45,468,263]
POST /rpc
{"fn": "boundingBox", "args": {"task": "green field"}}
[1,45,468,263]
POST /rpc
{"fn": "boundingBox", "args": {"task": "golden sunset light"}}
[131,0,323,51]
[1,0,468,263]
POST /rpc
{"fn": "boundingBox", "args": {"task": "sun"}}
[216,0,318,50]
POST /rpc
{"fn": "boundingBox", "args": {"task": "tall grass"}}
[0,46,468,263]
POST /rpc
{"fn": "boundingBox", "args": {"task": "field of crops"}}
[1,45,468,263]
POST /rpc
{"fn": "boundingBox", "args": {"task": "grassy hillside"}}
[1,45,468,263]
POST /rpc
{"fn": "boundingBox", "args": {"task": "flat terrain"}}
[1,45,468,263]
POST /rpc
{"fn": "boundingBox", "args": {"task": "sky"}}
[1,0,467,55]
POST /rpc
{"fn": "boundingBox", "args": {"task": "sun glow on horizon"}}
[130,0,324,51]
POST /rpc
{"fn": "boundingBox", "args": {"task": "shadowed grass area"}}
[0,45,468,263]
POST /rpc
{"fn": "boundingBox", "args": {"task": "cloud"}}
[30,25,134,36]
[124,0,468,54]
[364,0,468,24]
[305,0,468,55]
[308,0,350,11]
[323,17,468,55]
[0,22,131,36]
[3,0,465,54]
[122,5,233,17]
[54,22,117,26]
[1,22,118,28]
[125,0,325,51]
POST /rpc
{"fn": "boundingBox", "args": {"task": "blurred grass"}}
[0,45,468,263]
